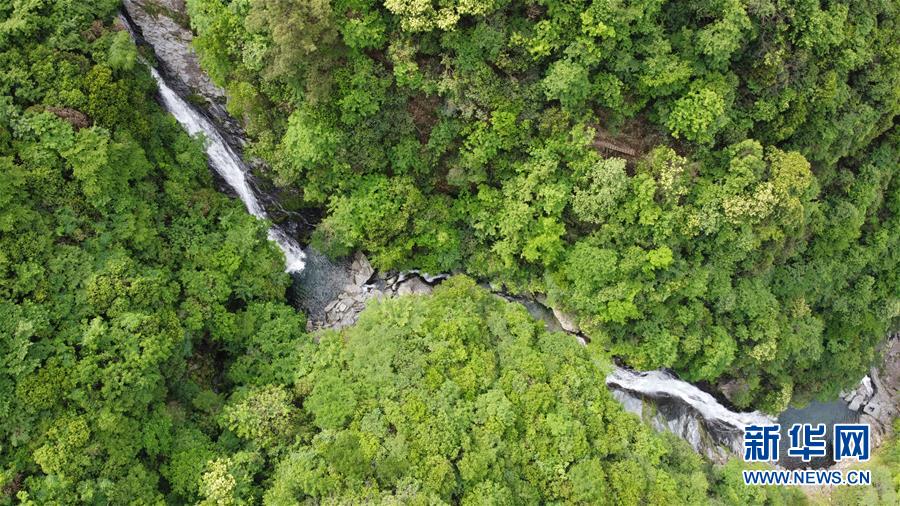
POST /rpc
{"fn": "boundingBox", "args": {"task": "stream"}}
[149,67,306,273]
[120,5,888,468]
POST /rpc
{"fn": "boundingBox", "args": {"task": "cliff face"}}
[122,0,221,101]
[842,334,899,448]
[122,0,243,145]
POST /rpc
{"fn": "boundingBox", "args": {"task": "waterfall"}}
[119,11,305,273]
[148,68,305,273]
[122,8,887,468]
[605,368,776,461]
[606,368,775,429]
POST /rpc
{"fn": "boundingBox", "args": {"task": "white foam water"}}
[149,67,305,273]
[606,367,775,429]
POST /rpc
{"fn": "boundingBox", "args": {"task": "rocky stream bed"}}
[122,0,898,467]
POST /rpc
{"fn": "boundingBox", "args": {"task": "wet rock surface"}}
[122,0,245,146]
[607,368,775,464]
[841,334,899,447]
[123,0,221,101]
[551,306,580,334]
[122,1,316,241]
[298,251,436,331]
[610,389,737,464]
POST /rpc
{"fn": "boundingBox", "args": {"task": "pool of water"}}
[499,293,866,469]
[777,400,859,469]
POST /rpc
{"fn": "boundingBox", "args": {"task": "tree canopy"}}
[1,0,898,504]
[186,0,899,411]
[0,2,289,501]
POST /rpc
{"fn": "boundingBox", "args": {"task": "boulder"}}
[551,306,580,333]
[350,252,374,286]
[844,335,899,447]
[397,277,432,296]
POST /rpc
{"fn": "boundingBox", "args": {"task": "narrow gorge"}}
[121,0,898,469]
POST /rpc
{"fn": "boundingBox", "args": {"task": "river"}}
[119,6,885,468]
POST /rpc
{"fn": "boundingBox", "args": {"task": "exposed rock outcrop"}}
[46,107,91,129]
[301,252,435,331]
[350,252,374,287]
[551,306,580,334]
[396,276,432,296]
[123,0,222,101]
[607,368,775,464]
[122,0,244,145]
[841,334,899,447]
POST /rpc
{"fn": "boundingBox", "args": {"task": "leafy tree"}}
[253,277,718,504]
[185,0,899,411]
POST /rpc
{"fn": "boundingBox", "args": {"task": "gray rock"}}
[551,306,580,333]
[397,277,432,296]
[843,334,899,448]
[403,270,449,284]
[610,388,734,464]
[123,0,224,101]
[350,252,374,287]
[719,378,750,406]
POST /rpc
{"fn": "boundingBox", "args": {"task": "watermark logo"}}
[741,423,871,486]
[833,424,870,462]
[743,424,780,462]
[787,423,827,462]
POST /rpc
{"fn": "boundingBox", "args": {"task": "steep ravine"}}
[121,1,897,467]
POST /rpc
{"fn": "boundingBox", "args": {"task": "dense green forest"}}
[185,0,900,412]
[825,419,900,505]
[0,0,898,504]
[0,1,806,503]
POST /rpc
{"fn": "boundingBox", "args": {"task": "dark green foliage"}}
[1,1,898,504]
[0,3,293,502]
[187,0,899,410]
[262,277,716,504]
[206,277,807,505]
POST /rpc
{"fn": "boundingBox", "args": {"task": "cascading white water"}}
[605,368,776,462]
[149,67,305,273]
[606,367,774,428]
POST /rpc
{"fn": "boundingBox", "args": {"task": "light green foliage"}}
[543,59,592,110]
[259,277,709,504]
[107,30,137,71]
[0,4,295,502]
[185,0,900,411]
[232,277,810,504]
[572,157,630,224]
[820,420,900,505]
[2,1,899,502]
[224,385,299,449]
[545,140,866,412]
[245,0,338,84]
[708,459,807,506]
[384,0,505,32]
[666,87,727,144]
